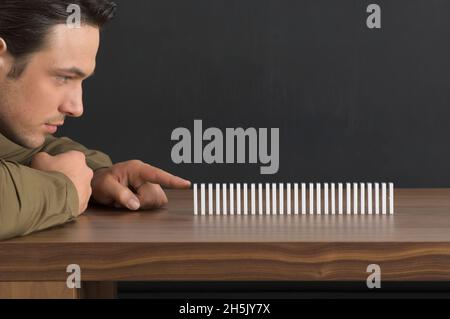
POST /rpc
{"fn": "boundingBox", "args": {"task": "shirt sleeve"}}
[35,135,114,171]
[0,159,79,241]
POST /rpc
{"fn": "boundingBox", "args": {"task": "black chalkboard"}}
[60,0,450,187]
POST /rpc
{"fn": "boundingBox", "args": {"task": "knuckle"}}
[69,151,86,161]
[83,169,93,181]
[143,163,155,170]
[160,192,168,206]
[154,189,168,207]
[160,196,168,206]
[31,152,48,163]
[115,187,130,203]
[33,152,47,159]
[128,159,143,167]
[65,150,78,156]
[97,173,114,188]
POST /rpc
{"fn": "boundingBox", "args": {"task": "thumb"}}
[106,179,141,211]
[32,151,53,160]
[30,152,53,169]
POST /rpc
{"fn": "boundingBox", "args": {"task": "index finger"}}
[132,164,191,189]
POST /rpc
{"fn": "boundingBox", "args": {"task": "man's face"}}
[0,24,99,148]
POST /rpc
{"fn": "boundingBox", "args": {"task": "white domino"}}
[230,183,234,215]
[200,184,205,215]
[272,183,277,215]
[251,183,256,215]
[346,183,351,215]
[208,184,213,215]
[294,183,299,215]
[331,183,336,215]
[279,183,284,215]
[193,182,395,216]
[375,183,380,215]
[229,184,234,215]
[243,183,248,215]
[301,183,306,215]
[222,183,227,215]
[360,183,365,215]
[193,184,198,215]
[236,183,241,215]
[216,183,220,215]
[258,183,263,215]
[316,183,321,215]
[389,183,394,215]
[287,183,292,215]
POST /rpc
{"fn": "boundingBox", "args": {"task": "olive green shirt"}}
[0,133,113,240]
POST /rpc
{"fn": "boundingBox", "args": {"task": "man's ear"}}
[0,38,8,69]
[0,38,7,55]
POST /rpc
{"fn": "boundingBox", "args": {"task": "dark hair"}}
[0,0,117,77]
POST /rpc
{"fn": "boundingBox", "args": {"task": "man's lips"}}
[44,123,64,133]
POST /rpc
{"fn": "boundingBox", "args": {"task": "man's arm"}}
[0,133,190,240]
[35,135,113,171]
[0,133,113,171]
[0,159,79,241]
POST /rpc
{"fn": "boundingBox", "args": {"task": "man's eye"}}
[57,76,72,83]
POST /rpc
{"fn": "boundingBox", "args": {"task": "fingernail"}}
[127,198,140,210]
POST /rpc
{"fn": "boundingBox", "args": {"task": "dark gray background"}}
[59,0,450,187]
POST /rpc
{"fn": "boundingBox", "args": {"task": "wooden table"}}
[1,188,450,298]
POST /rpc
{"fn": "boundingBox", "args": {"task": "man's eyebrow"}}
[55,67,95,78]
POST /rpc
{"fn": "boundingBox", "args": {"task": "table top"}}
[2,188,450,282]
[4,188,450,243]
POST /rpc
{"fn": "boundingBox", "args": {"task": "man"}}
[0,0,191,240]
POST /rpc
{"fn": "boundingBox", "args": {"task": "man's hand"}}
[30,151,94,216]
[90,160,191,210]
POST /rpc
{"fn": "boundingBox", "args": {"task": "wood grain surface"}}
[1,189,450,282]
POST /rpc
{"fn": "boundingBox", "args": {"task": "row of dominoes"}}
[193,183,394,215]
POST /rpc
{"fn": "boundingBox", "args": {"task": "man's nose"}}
[59,87,84,117]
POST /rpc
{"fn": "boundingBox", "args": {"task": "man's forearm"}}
[0,133,113,171]
[37,135,113,171]
[0,159,79,241]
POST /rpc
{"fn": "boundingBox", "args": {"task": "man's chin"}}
[2,130,47,149]
[22,135,48,149]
